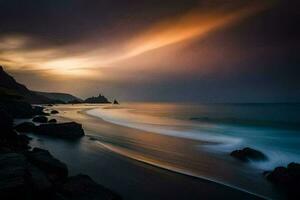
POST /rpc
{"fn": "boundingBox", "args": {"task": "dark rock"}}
[26,148,68,182]
[15,122,36,133]
[27,164,52,193]
[32,106,49,116]
[0,153,31,199]
[0,108,13,133]
[230,147,267,162]
[113,99,119,104]
[84,94,110,104]
[58,174,121,200]
[35,122,85,139]
[32,116,48,123]
[0,66,55,104]
[265,162,300,199]
[0,99,36,118]
[51,110,59,114]
[48,119,57,123]
[0,109,29,152]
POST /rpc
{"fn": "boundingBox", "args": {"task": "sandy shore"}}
[29,104,282,199]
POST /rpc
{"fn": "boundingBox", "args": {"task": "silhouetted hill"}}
[84,94,110,103]
[35,91,82,103]
[0,66,57,104]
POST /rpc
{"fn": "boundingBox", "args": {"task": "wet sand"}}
[30,104,282,199]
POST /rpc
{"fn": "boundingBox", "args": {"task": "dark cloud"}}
[1,0,299,102]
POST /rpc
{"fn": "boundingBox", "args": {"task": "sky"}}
[0,0,299,102]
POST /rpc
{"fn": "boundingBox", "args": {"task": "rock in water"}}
[265,162,300,199]
[26,148,68,182]
[84,93,111,103]
[48,119,57,123]
[113,99,119,104]
[51,110,59,114]
[58,174,121,200]
[230,147,267,162]
[14,122,36,133]
[32,116,48,123]
[35,122,85,139]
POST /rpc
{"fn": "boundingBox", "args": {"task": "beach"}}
[27,103,299,199]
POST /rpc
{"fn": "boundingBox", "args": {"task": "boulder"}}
[230,147,267,162]
[0,108,13,134]
[32,116,48,123]
[35,122,85,139]
[26,148,68,182]
[27,164,52,193]
[15,122,36,133]
[48,119,57,123]
[51,110,59,114]
[113,99,119,104]
[0,153,31,199]
[32,106,48,116]
[58,174,121,200]
[265,162,300,199]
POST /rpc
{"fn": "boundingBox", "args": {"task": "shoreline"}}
[32,104,282,199]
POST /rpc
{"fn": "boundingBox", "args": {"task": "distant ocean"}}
[87,102,300,170]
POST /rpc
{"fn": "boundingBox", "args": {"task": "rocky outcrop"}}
[50,110,59,114]
[0,153,32,199]
[48,119,57,123]
[0,109,31,152]
[113,99,119,104]
[32,116,48,123]
[15,122,36,133]
[34,91,82,103]
[84,94,110,104]
[230,147,267,162]
[35,122,85,139]
[0,66,57,104]
[0,150,121,200]
[26,148,68,182]
[264,162,300,199]
[15,121,84,139]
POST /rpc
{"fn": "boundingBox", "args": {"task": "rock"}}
[32,116,48,123]
[84,94,111,104]
[0,99,35,118]
[32,106,49,116]
[26,148,68,182]
[0,153,31,199]
[0,152,54,199]
[113,99,119,104]
[48,119,57,123]
[51,110,59,114]
[35,122,85,139]
[230,147,267,162]
[15,122,36,133]
[0,109,31,152]
[58,174,121,200]
[27,164,52,193]
[265,162,300,199]
[0,108,13,134]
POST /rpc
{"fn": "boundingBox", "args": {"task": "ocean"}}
[29,102,300,199]
[86,102,300,170]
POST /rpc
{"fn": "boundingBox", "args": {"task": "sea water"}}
[86,102,300,170]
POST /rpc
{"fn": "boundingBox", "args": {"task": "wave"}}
[190,116,300,130]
